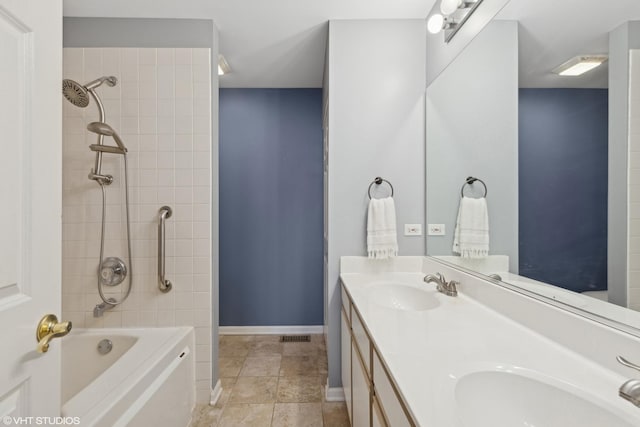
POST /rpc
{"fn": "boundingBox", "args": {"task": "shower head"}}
[87,122,127,153]
[62,76,118,108]
[62,79,90,107]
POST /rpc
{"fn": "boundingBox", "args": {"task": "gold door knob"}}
[36,314,72,353]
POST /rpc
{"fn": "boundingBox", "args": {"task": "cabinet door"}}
[373,352,412,427]
[372,398,387,427]
[341,309,352,423]
[352,341,371,427]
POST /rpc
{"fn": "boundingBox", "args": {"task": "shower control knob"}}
[99,257,128,287]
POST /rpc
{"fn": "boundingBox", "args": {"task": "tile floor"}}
[190,334,350,427]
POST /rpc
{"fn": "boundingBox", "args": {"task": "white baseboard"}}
[210,379,222,406]
[219,325,324,335]
[324,383,345,402]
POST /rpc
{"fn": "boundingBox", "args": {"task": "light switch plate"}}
[404,224,422,236]
[428,224,445,236]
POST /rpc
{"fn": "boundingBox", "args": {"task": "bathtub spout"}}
[94,298,116,317]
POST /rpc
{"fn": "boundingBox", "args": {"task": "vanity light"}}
[440,0,463,15]
[218,54,231,76]
[427,0,484,43]
[427,14,446,34]
[552,55,608,77]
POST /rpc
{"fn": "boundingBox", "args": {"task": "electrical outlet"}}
[428,224,445,236]
[404,224,422,236]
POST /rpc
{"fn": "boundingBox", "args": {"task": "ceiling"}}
[63,0,640,89]
[63,0,436,88]
[497,0,640,88]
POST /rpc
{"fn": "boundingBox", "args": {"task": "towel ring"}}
[368,177,394,199]
[460,176,487,198]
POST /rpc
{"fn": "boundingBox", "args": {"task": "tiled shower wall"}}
[62,47,212,402]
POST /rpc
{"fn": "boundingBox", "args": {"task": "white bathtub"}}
[62,327,195,427]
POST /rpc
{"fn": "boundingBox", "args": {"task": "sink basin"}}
[368,283,440,311]
[455,371,635,427]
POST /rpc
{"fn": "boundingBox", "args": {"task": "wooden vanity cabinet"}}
[340,281,415,427]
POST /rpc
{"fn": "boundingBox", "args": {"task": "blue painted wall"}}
[219,89,323,326]
[519,89,608,293]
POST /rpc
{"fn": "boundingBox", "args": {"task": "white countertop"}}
[340,270,640,426]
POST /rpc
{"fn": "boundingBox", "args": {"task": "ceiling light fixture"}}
[552,55,608,77]
[427,0,484,43]
[218,54,231,76]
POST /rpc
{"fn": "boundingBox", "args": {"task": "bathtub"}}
[61,327,195,427]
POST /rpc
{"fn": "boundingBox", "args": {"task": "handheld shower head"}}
[62,76,118,108]
[87,122,127,153]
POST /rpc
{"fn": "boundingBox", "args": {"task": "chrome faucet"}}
[617,356,640,407]
[93,298,117,317]
[424,273,458,297]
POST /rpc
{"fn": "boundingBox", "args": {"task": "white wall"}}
[609,22,640,308]
[426,20,519,272]
[627,50,640,310]
[325,19,427,388]
[426,0,511,85]
[62,47,212,402]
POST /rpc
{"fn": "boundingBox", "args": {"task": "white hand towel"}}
[367,197,398,259]
[452,196,489,258]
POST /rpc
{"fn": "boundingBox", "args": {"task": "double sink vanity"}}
[340,256,640,426]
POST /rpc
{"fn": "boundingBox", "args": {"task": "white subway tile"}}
[122,99,139,117]
[139,98,157,117]
[175,115,193,134]
[175,292,194,310]
[194,327,211,346]
[120,116,139,134]
[175,222,193,239]
[194,97,210,117]
[157,152,174,169]
[193,222,209,239]
[138,48,156,65]
[175,48,192,65]
[157,48,174,65]
[192,49,210,65]
[157,169,175,186]
[193,134,211,153]
[175,98,194,116]
[175,134,193,152]
[176,170,193,187]
[194,116,210,134]
[157,117,175,135]
[157,99,175,117]
[193,64,210,84]
[175,310,194,326]
[140,117,157,135]
[194,83,210,99]
[193,152,210,169]
[194,239,210,257]
[175,187,194,204]
[194,186,210,204]
[194,309,210,327]
[139,189,158,204]
[193,204,209,222]
[139,80,157,100]
[158,134,175,152]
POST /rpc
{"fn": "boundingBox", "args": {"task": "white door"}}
[0,0,63,420]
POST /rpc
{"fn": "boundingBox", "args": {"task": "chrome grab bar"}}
[158,206,173,293]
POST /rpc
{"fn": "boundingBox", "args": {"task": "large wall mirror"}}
[426,0,640,332]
